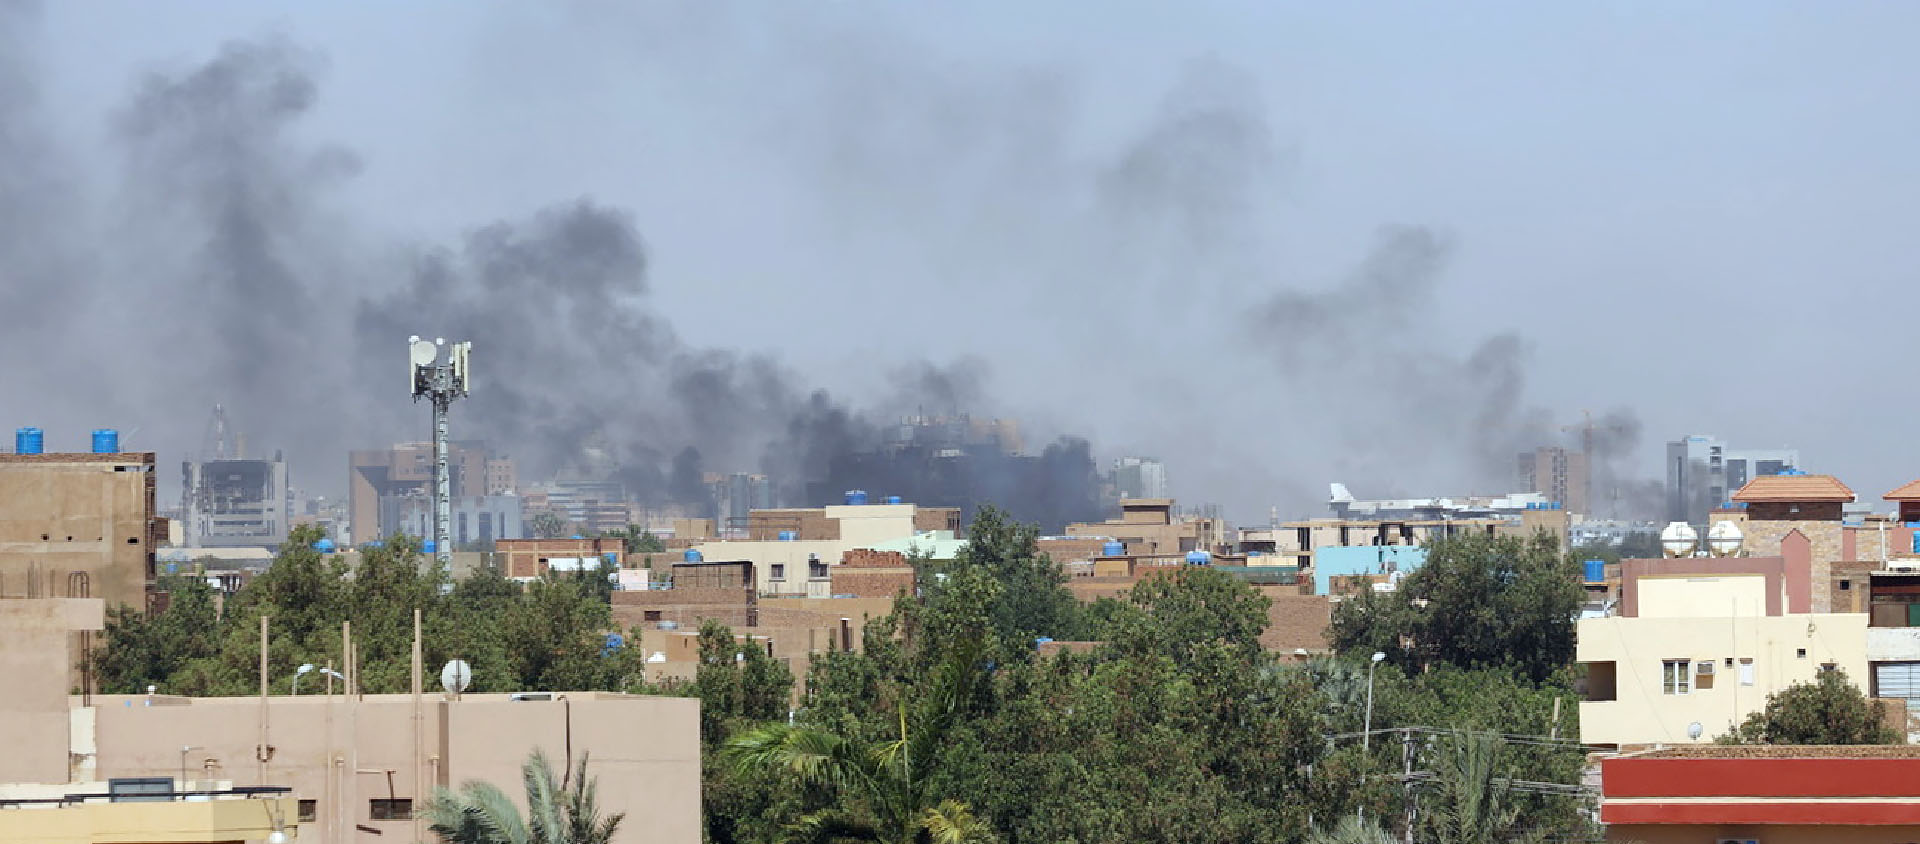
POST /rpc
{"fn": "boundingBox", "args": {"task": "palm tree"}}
[1305,814,1395,844]
[723,637,996,844]
[1422,732,1543,844]
[425,748,623,844]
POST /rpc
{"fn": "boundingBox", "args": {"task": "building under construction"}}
[180,406,291,548]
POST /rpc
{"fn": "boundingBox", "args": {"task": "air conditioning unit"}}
[1696,661,1716,676]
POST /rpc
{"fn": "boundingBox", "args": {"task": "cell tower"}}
[409,335,471,567]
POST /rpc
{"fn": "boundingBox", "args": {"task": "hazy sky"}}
[12,2,1920,521]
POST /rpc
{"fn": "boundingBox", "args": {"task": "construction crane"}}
[200,404,232,462]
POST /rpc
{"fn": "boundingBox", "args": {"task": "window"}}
[1841,579,1852,591]
[1738,658,1755,686]
[1662,660,1691,695]
[643,610,662,622]
[770,563,785,581]
[1821,662,1838,673]
[298,800,317,823]
[810,558,829,579]
[370,799,412,820]
[1796,648,1808,659]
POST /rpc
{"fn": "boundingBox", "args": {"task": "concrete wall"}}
[0,598,103,784]
[1637,574,1768,618]
[87,692,699,844]
[1576,612,1869,746]
[0,454,159,611]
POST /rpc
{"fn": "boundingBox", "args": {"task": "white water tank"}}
[1707,521,1744,557]
[1659,521,1699,558]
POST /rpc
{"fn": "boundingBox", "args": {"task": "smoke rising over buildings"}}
[0,3,1698,523]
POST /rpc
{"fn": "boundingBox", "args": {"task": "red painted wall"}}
[1605,757,1920,798]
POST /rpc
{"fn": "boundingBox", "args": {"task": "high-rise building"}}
[182,455,290,547]
[347,441,490,545]
[397,494,525,547]
[485,456,517,495]
[1665,435,1801,527]
[1111,457,1169,501]
[1516,446,1589,515]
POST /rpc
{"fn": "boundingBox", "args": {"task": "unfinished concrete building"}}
[0,451,164,611]
[182,456,290,548]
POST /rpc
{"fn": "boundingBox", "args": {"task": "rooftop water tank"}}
[314,538,336,553]
[1706,521,1744,557]
[778,530,797,541]
[91,429,119,454]
[1659,522,1698,558]
[845,490,869,505]
[1185,550,1211,566]
[1582,559,1604,584]
[424,540,437,553]
[14,427,42,455]
[1102,540,1125,557]
[885,495,903,505]
[684,549,704,563]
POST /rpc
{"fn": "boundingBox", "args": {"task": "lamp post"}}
[1363,651,1386,752]
[292,663,315,696]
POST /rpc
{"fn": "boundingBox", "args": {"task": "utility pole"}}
[1401,728,1415,844]
[409,336,471,568]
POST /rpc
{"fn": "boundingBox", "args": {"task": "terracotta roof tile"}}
[1730,474,1855,503]
[1887,479,1920,501]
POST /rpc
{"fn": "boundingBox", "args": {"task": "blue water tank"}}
[90,429,119,454]
[1185,550,1211,566]
[1911,533,1920,555]
[1583,559,1604,584]
[423,540,437,553]
[1102,540,1125,557]
[778,530,797,541]
[885,495,903,505]
[571,534,584,540]
[314,538,336,553]
[845,490,869,505]
[684,549,704,563]
[602,552,618,565]
[14,427,42,455]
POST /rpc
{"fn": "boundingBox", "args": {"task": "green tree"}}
[1306,815,1395,844]
[425,748,622,844]
[933,505,1086,647]
[1419,733,1544,844]
[724,636,996,844]
[695,619,795,744]
[1329,532,1582,684]
[1723,669,1900,744]
[93,575,223,693]
[530,511,569,539]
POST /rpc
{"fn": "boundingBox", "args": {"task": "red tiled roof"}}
[1730,474,1855,503]
[1886,479,1920,501]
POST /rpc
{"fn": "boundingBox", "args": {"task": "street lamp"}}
[1362,651,1386,752]
[292,664,315,696]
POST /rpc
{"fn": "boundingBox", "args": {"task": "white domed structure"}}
[1660,521,1699,558]
[1707,520,1744,557]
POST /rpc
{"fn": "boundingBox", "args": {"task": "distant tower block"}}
[409,335,472,566]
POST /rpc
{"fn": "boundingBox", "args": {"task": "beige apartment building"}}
[2,596,702,844]
[1577,532,1871,748]
[692,502,960,596]
[1063,499,1226,557]
[0,451,164,612]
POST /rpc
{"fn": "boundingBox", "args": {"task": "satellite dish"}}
[410,339,438,367]
[440,659,472,695]
[1686,721,1704,740]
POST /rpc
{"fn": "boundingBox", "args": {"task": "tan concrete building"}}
[495,537,624,580]
[692,503,956,596]
[1725,472,1856,612]
[347,442,490,545]
[1063,499,1226,557]
[0,452,164,612]
[1,597,701,844]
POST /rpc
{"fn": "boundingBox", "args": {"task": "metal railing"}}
[0,786,293,809]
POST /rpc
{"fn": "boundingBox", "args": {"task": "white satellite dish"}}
[410,339,438,367]
[440,659,472,695]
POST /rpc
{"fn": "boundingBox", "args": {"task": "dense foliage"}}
[426,749,623,844]
[94,525,652,695]
[1722,668,1901,745]
[95,513,1596,843]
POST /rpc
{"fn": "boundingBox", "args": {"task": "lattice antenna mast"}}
[409,336,471,567]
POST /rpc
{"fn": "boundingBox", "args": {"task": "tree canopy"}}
[1722,668,1901,745]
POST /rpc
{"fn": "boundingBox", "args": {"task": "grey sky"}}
[14,2,1920,520]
